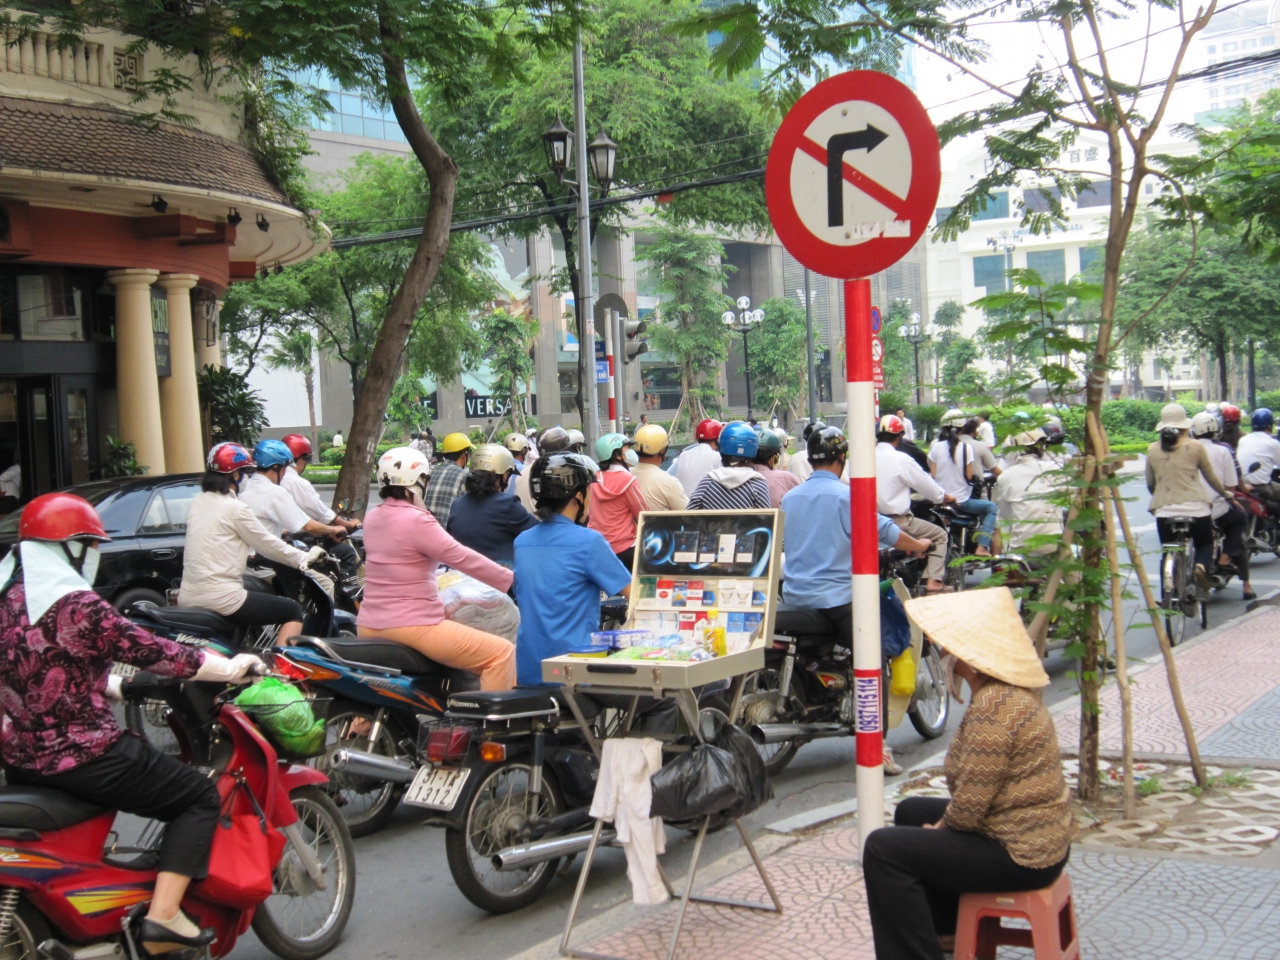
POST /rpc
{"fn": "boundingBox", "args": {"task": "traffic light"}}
[623,318,649,363]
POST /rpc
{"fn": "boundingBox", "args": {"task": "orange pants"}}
[357,621,516,691]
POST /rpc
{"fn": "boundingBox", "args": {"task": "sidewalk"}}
[509,605,1280,960]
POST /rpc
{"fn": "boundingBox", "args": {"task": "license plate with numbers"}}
[403,765,470,810]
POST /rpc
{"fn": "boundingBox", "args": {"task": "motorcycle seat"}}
[0,786,106,831]
[141,606,239,638]
[774,603,835,636]
[446,687,558,719]
[299,636,442,675]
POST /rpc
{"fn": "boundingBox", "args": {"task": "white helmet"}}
[941,408,967,428]
[567,428,586,451]
[1205,402,1221,416]
[377,446,431,494]
[1190,411,1219,437]
[502,431,531,453]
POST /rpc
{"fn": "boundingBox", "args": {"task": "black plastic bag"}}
[649,743,744,821]
[714,724,773,818]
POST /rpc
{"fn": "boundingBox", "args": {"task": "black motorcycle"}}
[737,558,950,777]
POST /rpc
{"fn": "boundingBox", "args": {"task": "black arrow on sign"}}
[826,125,889,227]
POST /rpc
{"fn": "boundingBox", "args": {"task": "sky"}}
[911,2,1223,164]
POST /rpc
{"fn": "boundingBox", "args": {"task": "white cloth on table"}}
[588,738,668,905]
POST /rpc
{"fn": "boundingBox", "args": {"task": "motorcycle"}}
[0,672,355,960]
[1237,478,1280,560]
[737,557,950,777]
[293,497,367,615]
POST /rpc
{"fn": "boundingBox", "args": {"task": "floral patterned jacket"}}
[0,585,203,774]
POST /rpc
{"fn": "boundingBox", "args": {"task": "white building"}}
[1193,1,1280,123]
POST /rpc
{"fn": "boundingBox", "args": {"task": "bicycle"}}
[1159,516,1207,646]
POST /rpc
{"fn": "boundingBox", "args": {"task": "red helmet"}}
[877,414,906,435]
[207,441,252,474]
[695,419,723,442]
[19,493,109,543]
[282,434,313,459]
[1221,403,1242,423]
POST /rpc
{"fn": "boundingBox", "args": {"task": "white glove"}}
[302,546,328,569]
[105,674,124,704]
[194,652,266,684]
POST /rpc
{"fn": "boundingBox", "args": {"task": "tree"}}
[880,298,921,398]
[639,224,734,432]
[480,308,540,435]
[746,298,808,425]
[422,0,774,425]
[265,328,320,452]
[197,366,270,449]
[1113,223,1280,400]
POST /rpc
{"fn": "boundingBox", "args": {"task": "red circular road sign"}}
[766,71,941,280]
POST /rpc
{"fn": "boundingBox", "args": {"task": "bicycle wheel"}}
[1160,551,1188,647]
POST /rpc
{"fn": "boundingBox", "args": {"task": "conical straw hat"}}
[904,587,1050,689]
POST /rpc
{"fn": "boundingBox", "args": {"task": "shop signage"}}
[151,295,171,377]
[464,395,534,419]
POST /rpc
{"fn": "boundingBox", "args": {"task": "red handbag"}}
[197,776,277,909]
[1238,491,1269,519]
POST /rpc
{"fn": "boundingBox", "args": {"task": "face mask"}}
[82,546,101,586]
[59,541,101,584]
[624,448,639,467]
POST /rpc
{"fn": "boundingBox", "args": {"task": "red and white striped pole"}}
[603,309,618,433]
[845,277,884,853]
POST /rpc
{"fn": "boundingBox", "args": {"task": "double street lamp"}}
[722,296,765,421]
[898,312,929,406]
[540,117,619,445]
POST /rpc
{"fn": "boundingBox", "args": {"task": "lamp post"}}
[796,274,818,427]
[541,114,618,448]
[898,312,929,406]
[722,296,764,421]
[986,230,1020,290]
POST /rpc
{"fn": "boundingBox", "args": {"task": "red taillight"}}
[272,653,340,682]
[426,725,472,763]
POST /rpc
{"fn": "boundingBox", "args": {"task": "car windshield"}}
[0,482,139,538]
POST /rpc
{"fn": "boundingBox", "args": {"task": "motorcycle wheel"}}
[314,707,403,838]
[738,669,801,777]
[907,643,950,740]
[445,762,563,914]
[252,786,356,960]
[0,899,50,960]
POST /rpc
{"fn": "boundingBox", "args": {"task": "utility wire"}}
[330,166,765,249]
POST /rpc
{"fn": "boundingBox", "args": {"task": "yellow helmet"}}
[634,423,669,456]
[440,432,473,455]
[469,443,516,475]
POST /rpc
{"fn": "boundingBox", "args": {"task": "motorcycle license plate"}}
[404,765,471,810]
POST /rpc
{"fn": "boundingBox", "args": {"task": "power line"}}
[329,166,765,248]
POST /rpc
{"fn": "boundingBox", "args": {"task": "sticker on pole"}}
[766,71,941,280]
[871,335,885,389]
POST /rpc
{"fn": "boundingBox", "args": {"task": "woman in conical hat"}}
[861,588,1076,960]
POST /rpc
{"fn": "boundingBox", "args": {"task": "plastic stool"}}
[954,872,1079,960]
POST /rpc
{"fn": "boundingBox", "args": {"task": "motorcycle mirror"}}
[335,498,349,512]
[352,497,367,511]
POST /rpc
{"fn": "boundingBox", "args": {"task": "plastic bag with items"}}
[438,570,520,642]
[648,743,745,821]
[235,678,326,757]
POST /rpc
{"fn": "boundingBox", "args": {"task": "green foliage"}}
[639,223,733,426]
[911,404,945,442]
[877,390,910,416]
[479,309,539,434]
[101,437,146,478]
[746,298,808,421]
[1258,390,1280,410]
[197,366,269,448]
[1138,776,1164,798]
[880,299,922,398]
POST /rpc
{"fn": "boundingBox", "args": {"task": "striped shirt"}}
[687,469,772,511]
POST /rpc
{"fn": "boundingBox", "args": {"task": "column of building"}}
[107,270,209,477]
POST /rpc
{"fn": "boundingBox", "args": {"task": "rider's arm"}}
[76,591,204,678]
[300,518,346,539]
[1145,454,1157,495]
[415,511,514,594]
[877,514,903,550]
[1194,443,1230,499]
[283,468,339,524]
[585,529,633,597]
[906,458,947,504]
[231,500,310,569]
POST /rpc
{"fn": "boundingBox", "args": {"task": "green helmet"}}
[754,427,783,463]
[594,432,630,463]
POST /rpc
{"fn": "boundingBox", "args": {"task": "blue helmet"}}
[718,421,759,459]
[253,438,294,469]
[1252,408,1274,432]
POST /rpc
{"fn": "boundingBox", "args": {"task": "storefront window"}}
[66,389,90,486]
[18,269,84,341]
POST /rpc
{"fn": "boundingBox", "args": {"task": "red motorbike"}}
[0,674,356,960]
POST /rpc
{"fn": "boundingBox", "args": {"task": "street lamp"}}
[986,230,1021,289]
[898,312,929,406]
[541,117,622,449]
[722,296,765,421]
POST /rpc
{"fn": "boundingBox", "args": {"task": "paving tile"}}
[1201,684,1280,760]
[1056,608,1280,756]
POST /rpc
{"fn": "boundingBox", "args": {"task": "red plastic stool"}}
[953,872,1079,960]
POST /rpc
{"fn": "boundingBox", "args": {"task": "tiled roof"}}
[0,96,291,206]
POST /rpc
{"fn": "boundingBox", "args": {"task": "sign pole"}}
[846,277,884,852]
[603,308,617,433]
[614,309,626,430]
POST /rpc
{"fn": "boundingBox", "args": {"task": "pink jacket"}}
[357,498,514,630]
[588,465,648,553]
[753,463,802,509]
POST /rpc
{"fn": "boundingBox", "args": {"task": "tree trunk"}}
[1216,337,1229,401]
[1249,340,1258,409]
[333,34,457,511]
[305,371,318,454]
